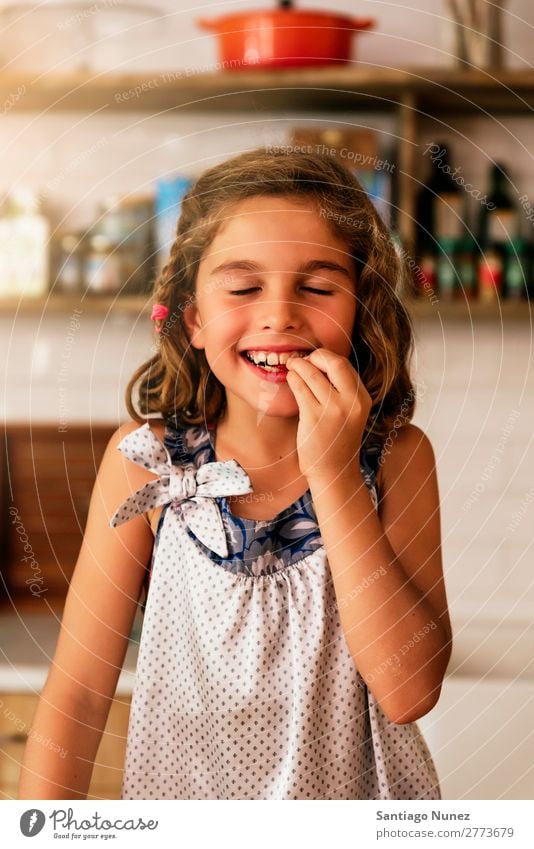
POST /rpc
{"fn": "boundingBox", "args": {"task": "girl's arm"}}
[309,423,452,725]
[18,422,157,799]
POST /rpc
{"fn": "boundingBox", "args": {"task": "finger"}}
[304,348,358,395]
[286,356,335,406]
[285,368,320,409]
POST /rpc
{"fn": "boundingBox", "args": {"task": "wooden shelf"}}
[0,294,151,315]
[406,298,533,322]
[1,294,532,321]
[2,67,534,114]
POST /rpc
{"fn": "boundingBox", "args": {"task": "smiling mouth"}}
[240,350,310,370]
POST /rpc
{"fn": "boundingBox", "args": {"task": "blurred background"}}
[0,0,533,800]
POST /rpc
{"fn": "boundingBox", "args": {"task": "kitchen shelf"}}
[406,298,533,322]
[0,294,150,315]
[2,67,534,114]
[1,294,532,321]
[3,66,533,304]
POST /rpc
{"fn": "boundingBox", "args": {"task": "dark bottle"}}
[479,163,520,249]
[455,234,478,301]
[478,163,520,300]
[415,251,437,300]
[416,142,465,257]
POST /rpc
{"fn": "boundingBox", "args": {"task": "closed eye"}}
[229,287,334,296]
[303,287,334,296]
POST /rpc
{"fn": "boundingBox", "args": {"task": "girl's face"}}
[184,194,357,419]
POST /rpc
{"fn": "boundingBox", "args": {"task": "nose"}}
[256,289,303,332]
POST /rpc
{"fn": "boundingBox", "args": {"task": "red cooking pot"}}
[197,0,375,71]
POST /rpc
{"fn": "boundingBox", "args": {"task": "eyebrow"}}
[208,259,354,281]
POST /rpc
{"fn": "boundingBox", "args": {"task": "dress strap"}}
[109,421,253,558]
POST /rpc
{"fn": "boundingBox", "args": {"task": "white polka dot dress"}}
[109,419,441,800]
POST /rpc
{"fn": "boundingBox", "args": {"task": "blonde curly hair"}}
[126,147,416,451]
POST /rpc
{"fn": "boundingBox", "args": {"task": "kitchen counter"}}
[1,609,533,693]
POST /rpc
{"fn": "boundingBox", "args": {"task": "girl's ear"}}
[182,302,205,350]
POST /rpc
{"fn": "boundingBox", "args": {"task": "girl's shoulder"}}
[107,418,168,515]
[375,422,436,501]
[111,419,171,540]
[110,418,169,481]
[115,418,213,538]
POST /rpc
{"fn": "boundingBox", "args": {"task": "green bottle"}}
[504,238,528,300]
[455,235,477,301]
[436,237,458,300]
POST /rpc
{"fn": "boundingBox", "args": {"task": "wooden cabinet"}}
[1,424,117,602]
[0,692,130,800]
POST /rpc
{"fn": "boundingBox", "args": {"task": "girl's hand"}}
[285,348,372,481]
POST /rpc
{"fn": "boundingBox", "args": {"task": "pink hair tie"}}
[150,303,170,332]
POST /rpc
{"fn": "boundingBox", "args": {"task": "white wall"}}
[413,320,534,624]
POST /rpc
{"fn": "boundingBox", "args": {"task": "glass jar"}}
[84,234,122,294]
[55,233,83,295]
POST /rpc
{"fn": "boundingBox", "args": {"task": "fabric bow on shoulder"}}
[109,422,254,558]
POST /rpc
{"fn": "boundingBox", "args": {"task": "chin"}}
[255,400,299,419]
[239,385,295,412]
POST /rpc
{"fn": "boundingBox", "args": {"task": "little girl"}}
[20,148,452,801]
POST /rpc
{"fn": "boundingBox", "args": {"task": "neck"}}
[214,410,300,469]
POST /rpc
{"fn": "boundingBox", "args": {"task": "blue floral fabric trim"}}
[163,418,380,579]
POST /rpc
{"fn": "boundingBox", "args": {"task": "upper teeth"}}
[245,350,310,366]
